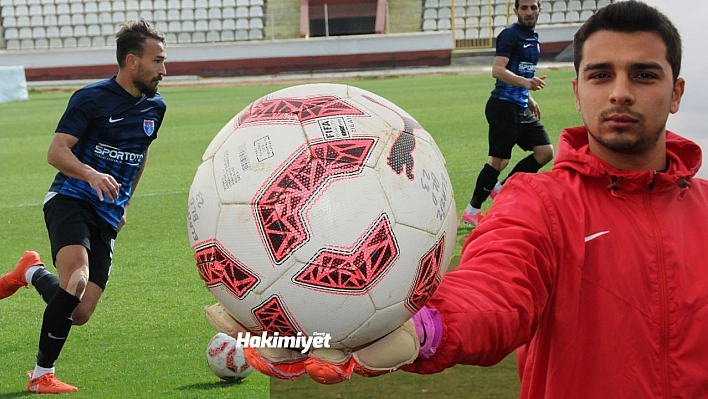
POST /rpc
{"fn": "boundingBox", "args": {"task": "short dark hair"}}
[573,0,682,82]
[115,19,165,69]
[515,0,541,9]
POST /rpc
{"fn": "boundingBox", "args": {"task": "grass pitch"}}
[0,67,580,398]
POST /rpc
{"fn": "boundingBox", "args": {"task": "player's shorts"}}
[43,194,117,291]
[485,97,551,159]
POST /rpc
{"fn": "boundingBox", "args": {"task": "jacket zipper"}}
[646,173,671,398]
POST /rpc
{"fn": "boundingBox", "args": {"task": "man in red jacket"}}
[206,1,708,396]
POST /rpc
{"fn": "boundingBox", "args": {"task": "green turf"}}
[0,67,581,398]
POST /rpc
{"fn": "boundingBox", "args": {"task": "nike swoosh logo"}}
[109,117,124,123]
[419,323,428,347]
[524,44,533,48]
[140,108,154,113]
[584,231,610,243]
[48,333,67,340]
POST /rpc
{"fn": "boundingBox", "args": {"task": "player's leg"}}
[500,108,554,184]
[463,98,516,225]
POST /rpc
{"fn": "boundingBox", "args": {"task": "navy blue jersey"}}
[490,23,540,108]
[47,76,166,229]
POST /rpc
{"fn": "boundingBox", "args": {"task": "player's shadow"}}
[0,391,33,398]
[177,380,246,391]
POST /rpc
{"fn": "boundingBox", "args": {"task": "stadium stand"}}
[1,0,267,49]
[419,0,608,49]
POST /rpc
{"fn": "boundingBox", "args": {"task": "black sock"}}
[31,268,60,304]
[504,154,544,183]
[36,288,81,368]
[470,164,501,209]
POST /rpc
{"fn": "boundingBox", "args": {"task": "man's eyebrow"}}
[582,62,665,73]
[582,62,612,72]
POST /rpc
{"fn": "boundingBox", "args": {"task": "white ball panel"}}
[187,159,222,247]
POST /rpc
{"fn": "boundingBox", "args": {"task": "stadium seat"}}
[206,30,219,41]
[14,5,28,16]
[153,21,167,32]
[422,19,436,31]
[74,24,87,36]
[69,2,82,13]
[249,5,262,17]
[437,18,451,30]
[465,27,478,39]
[438,7,451,19]
[15,15,28,27]
[453,6,466,17]
[551,11,565,23]
[4,27,18,39]
[222,6,235,18]
[566,11,580,22]
[553,1,567,12]
[168,20,181,31]
[236,0,248,6]
[423,9,437,20]
[113,1,126,11]
[0,0,13,6]
[467,6,479,16]
[101,23,115,36]
[164,31,177,43]
[209,0,221,7]
[153,0,167,10]
[181,8,194,20]
[34,38,49,49]
[31,26,44,38]
[596,0,610,8]
[49,36,62,48]
[30,14,43,27]
[177,32,192,43]
[208,19,221,30]
[192,31,206,42]
[222,18,235,30]
[56,3,69,14]
[140,0,153,10]
[465,16,478,27]
[167,9,180,21]
[537,12,550,24]
[581,0,596,10]
[221,30,234,41]
[1,5,14,17]
[208,7,221,18]
[85,13,99,24]
[87,24,101,36]
[195,8,207,19]
[493,15,507,27]
[20,38,34,49]
[236,6,248,17]
[568,0,582,11]
[580,9,593,20]
[6,39,20,50]
[182,20,195,32]
[64,37,77,47]
[85,2,98,13]
[44,14,57,26]
[249,0,263,5]
[78,36,92,47]
[92,35,105,47]
[28,3,40,15]
[249,17,262,29]
[195,0,207,7]
[248,28,262,40]
[141,10,154,21]
[3,16,17,27]
[150,9,166,20]
[438,0,451,7]
[98,2,111,12]
[494,4,507,15]
[424,0,438,8]
[195,19,208,31]
[167,0,180,9]
[71,14,84,25]
[235,29,248,40]
[222,0,235,6]
[235,17,248,29]
[182,0,195,9]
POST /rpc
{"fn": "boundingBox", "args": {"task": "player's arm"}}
[492,56,547,91]
[47,132,121,202]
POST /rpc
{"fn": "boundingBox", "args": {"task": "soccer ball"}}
[188,83,457,349]
[206,332,254,381]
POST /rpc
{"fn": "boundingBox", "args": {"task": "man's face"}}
[572,30,684,162]
[132,38,167,98]
[515,0,541,29]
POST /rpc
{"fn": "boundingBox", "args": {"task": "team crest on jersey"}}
[143,120,155,136]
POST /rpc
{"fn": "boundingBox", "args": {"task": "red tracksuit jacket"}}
[407,127,708,398]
